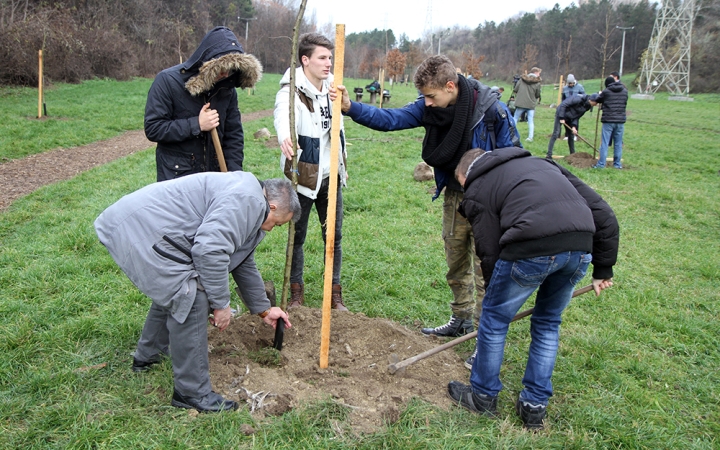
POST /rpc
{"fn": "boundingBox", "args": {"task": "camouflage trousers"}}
[442,188,485,325]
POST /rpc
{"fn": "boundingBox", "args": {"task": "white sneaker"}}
[525,137,533,142]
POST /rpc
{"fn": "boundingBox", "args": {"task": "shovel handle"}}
[210,128,228,172]
[387,284,594,374]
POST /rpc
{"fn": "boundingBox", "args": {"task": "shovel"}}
[562,123,598,153]
[387,284,594,375]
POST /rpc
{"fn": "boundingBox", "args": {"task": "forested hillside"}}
[1,0,717,92]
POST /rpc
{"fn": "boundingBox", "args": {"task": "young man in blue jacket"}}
[337,56,520,368]
[448,147,618,430]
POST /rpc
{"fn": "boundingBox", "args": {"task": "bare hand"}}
[211,306,233,331]
[199,103,220,132]
[592,278,613,296]
[572,127,578,135]
[280,137,298,159]
[328,85,338,102]
[262,306,292,329]
[336,85,351,113]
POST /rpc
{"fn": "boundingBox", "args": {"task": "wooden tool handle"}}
[210,128,228,172]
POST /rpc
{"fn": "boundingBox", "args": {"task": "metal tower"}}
[638,0,699,97]
[424,0,433,52]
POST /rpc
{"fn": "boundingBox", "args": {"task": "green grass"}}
[0,75,719,448]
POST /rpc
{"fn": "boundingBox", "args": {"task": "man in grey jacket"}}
[95,172,300,412]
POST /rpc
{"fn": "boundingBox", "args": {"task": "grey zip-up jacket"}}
[95,171,271,323]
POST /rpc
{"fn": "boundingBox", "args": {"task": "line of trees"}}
[1,0,718,92]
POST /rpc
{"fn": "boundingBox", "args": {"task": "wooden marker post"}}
[319,24,345,369]
[38,50,44,118]
[556,75,564,107]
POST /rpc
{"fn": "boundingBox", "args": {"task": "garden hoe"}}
[562,123,598,154]
[387,284,595,375]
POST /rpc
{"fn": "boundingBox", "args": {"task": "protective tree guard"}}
[319,24,345,370]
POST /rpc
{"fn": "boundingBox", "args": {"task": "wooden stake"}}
[556,75,564,107]
[319,24,345,369]
[38,50,43,119]
[379,68,385,109]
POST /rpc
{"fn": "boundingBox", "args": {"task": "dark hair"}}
[413,55,458,90]
[610,71,620,79]
[263,178,302,222]
[298,33,334,65]
[455,148,487,182]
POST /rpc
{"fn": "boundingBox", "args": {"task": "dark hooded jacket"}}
[145,27,263,181]
[597,80,628,123]
[459,147,619,286]
[556,94,593,122]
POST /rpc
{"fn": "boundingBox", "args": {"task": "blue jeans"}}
[513,108,535,140]
[470,251,591,405]
[596,123,624,168]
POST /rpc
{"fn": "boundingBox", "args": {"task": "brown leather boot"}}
[289,283,304,308]
[331,284,349,311]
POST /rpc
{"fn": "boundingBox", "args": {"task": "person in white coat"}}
[273,33,349,310]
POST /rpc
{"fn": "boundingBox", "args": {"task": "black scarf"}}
[421,75,474,174]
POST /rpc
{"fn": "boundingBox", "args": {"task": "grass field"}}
[0,74,718,449]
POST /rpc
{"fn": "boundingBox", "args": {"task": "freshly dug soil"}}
[564,151,597,168]
[207,306,470,434]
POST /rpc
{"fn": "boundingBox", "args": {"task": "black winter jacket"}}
[556,94,593,122]
[597,81,628,123]
[459,147,619,285]
[144,27,262,181]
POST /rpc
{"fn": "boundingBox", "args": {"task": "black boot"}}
[421,314,473,337]
[171,390,238,413]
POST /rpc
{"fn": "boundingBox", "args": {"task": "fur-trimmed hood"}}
[182,26,263,96]
[520,73,542,84]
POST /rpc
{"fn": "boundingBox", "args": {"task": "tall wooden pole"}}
[319,24,345,369]
[280,0,308,310]
[38,50,43,119]
[556,75,564,107]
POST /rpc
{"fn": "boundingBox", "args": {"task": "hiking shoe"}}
[516,398,547,430]
[421,315,473,337]
[331,284,349,311]
[464,347,477,370]
[447,381,497,416]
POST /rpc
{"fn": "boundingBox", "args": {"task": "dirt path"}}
[0,109,274,211]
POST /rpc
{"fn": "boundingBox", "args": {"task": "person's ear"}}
[268,203,277,212]
[445,81,455,92]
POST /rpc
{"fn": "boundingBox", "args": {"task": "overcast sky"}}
[304,0,578,40]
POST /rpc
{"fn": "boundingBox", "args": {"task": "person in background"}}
[593,76,628,169]
[145,26,262,181]
[273,33,349,311]
[561,74,586,142]
[512,67,542,142]
[546,93,598,159]
[95,173,299,412]
[447,147,618,430]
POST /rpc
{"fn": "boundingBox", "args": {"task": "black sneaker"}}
[447,381,497,416]
[171,390,239,413]
[464,347,477,370]
[132,357,161,373]
[516,397,547,430]
[421,315,473,337]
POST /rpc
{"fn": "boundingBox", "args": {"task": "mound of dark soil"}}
[207,306,470,434]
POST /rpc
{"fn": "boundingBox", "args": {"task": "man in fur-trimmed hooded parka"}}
[145,26,263,181]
